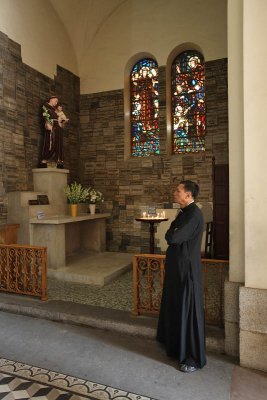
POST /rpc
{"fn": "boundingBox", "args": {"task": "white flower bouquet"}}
[64,182,90,204]
[87,187,104,204]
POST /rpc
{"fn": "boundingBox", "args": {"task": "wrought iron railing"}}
[133,254,229,327]
[0,244,47,300]
[202,259,229,327]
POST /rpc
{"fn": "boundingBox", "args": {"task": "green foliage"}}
[64,182,90,204]
[42,106,52,125]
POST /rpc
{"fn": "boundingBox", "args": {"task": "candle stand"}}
[135,217,169,254]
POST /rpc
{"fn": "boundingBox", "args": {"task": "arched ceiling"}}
[48,0,127,75]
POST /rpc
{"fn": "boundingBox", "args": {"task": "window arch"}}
[171,50,205,154]
[130,58,159,157]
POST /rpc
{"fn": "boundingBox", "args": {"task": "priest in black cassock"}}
[156,180,206,373]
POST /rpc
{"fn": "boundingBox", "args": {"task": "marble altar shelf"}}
[30,213,110,269]
[8,168,112,277]
[29,213,110,224]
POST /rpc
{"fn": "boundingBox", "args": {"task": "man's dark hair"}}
[180,180,199,199]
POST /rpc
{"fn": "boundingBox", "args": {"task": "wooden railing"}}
[133,254,229,327]
[0,244,47,300]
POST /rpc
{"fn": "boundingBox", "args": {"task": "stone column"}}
[226,0,244,357]
[240,0,267,372]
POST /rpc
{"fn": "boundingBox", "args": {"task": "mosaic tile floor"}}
[0,358,156,400]
[47,270,133,312]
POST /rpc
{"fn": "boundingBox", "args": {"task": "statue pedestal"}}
[32,168,69,206]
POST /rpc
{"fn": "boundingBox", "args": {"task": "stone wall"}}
[0,31,80,223]
[80,59,228,253]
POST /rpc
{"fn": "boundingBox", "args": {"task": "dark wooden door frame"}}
[212,157,229,260]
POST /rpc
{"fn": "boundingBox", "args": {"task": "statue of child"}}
[56,104,69,128]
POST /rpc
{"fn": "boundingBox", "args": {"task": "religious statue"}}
[40,96,69,168]
[55,103,69,128]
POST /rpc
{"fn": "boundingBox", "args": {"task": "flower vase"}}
[71,204,78,218]
[89,204,96,215]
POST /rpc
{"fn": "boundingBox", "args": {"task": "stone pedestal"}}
[32,168,69,206]
[7,168,69,244]
[224,280,243,357]
[240,286,267,372]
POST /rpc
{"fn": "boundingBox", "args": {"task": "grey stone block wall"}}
[80,59,228,253]
[0,31,80,224]
[240,286,267,372]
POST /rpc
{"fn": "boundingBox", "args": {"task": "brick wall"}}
[80,59,228,253]
[0,32,80,222]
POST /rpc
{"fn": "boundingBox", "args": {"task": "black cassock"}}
[156,202,206,368]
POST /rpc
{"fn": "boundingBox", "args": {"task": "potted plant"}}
[64,182,90,217]
[87,187,104,214]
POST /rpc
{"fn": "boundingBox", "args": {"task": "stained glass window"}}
[130,59,159,157]
[172,50,205,154]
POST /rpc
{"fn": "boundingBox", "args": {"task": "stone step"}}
[0,292,225,354]
[48,251,133,286]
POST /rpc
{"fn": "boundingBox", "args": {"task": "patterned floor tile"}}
[48,271,133,312]
[0,358,156,400]
[0,372,78,399]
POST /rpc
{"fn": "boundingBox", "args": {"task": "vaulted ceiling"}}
[49,0,126,73]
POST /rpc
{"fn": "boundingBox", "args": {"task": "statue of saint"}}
[40,96,69,169]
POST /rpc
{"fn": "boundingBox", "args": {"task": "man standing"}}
[156,180,206,372]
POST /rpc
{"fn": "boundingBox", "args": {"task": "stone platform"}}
[48,251,133,286]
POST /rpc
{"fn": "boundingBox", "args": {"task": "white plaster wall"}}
[155,202,213,253]
[78,0,227,94]
[243,0,267,289]
[0,0,227,91]
[50,0,125,78]
[228,0,245,283]
[0,0,78,77]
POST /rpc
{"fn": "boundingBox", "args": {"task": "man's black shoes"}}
[179,364,198,373]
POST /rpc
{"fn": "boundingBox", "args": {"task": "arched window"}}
[171,50,205,154]
[130,58,159,157]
